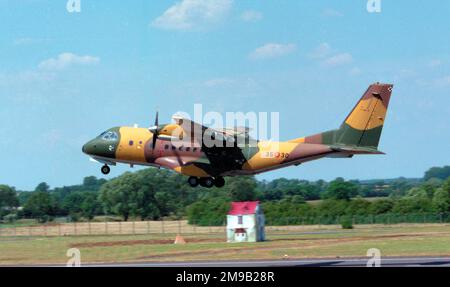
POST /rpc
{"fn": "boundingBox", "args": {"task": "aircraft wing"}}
[171,115,254,175]
[172,115,254,145]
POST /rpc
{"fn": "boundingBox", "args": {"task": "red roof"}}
[228,201,259,215]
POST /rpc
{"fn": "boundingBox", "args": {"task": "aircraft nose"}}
[82,140,97,155]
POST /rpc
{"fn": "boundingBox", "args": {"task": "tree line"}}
[0,166,449,224]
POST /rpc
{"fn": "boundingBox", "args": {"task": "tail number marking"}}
[261,151,289,159]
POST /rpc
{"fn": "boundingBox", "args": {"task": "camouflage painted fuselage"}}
[82,83,393,178]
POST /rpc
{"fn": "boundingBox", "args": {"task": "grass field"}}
[1,223,449,265]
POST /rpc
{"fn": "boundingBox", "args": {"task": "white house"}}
[226,201,265,243]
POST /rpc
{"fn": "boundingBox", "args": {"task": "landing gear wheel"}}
[188,176,199,187]
[101,165,110,175]
[199,177,215,188]
[214,177,225,188]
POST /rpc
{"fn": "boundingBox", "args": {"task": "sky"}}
[1,0,449,190]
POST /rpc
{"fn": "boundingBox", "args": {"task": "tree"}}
[432,177,450,213]
[432,188,450,213]
[0,185,19,216]
[80,192,101,220]
[186,197,229,226]
[83,176,107,189]
[322,178,358,201]
[369,199,394,214]
[23,191,57,222]
[424,166,450,181]
[35,182,50,192]
[99,170,172,221]
[62,191,99,221]
[228,176,257,201]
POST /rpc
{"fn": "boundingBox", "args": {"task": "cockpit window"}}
[100,131,118,141]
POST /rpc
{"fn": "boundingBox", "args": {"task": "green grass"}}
[1,224,449,265]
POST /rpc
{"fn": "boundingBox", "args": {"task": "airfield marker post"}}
[74,222,77,236]
[178,220,181,234]
[132,221,135,235]
[88,221,91,235]
[147,220,150,234]
[119,221,122,234]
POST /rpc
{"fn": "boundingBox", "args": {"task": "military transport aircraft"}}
[82,83,393,188]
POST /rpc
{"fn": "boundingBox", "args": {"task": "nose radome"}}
[82,140,97,155]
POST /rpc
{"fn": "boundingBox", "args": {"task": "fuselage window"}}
[186,147,190,152]
[178,146,183,151]
[165,145,169,150]
[171,146,176,150]
[129,140,134,146]
[193,147,197,152]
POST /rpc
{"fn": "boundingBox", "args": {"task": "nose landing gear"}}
[101,165,110,175]
[188,176,199,187]
[187,176,225,188]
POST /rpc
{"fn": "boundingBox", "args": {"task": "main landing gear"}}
[188,176,225,188]
[101,164,110,175]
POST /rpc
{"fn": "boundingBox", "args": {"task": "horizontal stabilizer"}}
[330,145,385,155]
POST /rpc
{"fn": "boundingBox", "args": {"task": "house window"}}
[238,215,243,224]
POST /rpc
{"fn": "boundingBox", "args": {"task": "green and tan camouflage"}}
[82,83,393,187]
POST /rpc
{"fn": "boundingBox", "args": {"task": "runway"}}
[83,256,450,267]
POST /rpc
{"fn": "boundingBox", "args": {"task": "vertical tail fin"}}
[300,83,393,151]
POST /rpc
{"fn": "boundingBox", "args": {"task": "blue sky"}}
[1,0,449,190]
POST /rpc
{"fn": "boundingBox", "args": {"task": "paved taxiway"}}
[81,256,450,267]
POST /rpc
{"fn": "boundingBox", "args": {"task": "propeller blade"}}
[151,111,159,150]
[152,133,158,149]
[172,146,184,167]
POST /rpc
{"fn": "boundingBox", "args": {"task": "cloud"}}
[38,53,100,71]
[322,53,353,67]
[434,76,450,87]
[428,59,442,68]
[240,10,263,22]
[309,43,353,67]
[13,37,46,46]
[322,8,343,17]
[204,77,235,87]
[349,67,362,76]
[309,42,332,59]
[151,0,233,30]
[249,43,297,60]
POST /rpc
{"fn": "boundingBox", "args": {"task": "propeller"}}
[149,111,159,150]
